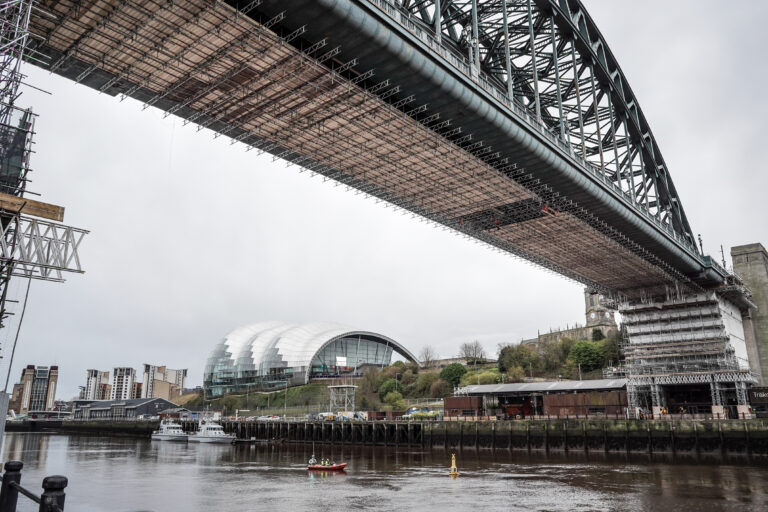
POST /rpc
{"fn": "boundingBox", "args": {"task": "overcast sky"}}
[3,1,767,399]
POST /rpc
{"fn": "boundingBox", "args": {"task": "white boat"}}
[188,420,236,444]
[151,420,188,442]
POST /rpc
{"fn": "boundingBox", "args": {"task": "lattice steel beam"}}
[0,213,87,282]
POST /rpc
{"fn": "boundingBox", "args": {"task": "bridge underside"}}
[27,0,713,298]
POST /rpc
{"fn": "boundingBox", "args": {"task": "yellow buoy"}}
[449,453,459,477]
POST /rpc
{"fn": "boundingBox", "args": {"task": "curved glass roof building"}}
[203,322,416,397]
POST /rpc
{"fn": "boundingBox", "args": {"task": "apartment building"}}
[84,369,110,400]
[110,367,136,400]
[141,364,187,399]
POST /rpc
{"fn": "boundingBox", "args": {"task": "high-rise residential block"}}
[110,367,136,400]
[84,369,110,400]
[97,383,111,400]
[142,364,187,399]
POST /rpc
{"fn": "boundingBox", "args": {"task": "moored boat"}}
[188,420,236,444]
[151,420,188,442]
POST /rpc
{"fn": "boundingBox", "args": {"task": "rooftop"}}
[457,379,628,395]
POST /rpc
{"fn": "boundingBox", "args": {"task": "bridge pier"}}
[622,292,757,419]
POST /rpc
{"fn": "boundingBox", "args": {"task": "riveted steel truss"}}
[386,0,696,251]
[0,213,87,282]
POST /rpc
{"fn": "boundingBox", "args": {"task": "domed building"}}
[203,322,416,397]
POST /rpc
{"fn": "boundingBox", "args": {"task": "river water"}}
[2,433,767,511]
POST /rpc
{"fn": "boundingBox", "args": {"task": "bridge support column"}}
[650,381,666,419]
[621,292,757,420]
[736,381,751,418]
[710,378,725,418]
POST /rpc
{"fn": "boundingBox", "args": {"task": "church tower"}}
[584,290,617,329]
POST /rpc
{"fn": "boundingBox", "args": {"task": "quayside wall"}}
[200,419,768,456]
[5,420,157,437]
[7,419,768,456]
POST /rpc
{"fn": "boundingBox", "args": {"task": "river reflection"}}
[1,433,767,511]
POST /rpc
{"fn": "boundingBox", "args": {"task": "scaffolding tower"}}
[0,0,88,435]
[620,282,756,416]
[328,385,357,414]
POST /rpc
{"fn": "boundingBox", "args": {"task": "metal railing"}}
[0,461,67,512]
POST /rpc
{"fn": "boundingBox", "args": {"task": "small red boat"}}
[307,463,347,471]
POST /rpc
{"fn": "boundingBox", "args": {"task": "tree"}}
[220,395,238,413]
[460,370,499,387]
[440,363,467,387]
[459,340,486,366]
[419,345,439,369]
[378,378,399,401]
[400,370,417,387]
[383,391,406,411]
[539,337,576,373]
[498,343,538,373]
[381,364,402,380]
[568,340,603,372]
[414,372,438,396]
[599,333,621,367]
[507,366,526,383]
[429,379,452,398]
[359,366,381,394]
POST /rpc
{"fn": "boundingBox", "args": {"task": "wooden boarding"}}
[0,192,65,221]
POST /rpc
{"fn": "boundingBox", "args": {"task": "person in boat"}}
[309,455,317,465]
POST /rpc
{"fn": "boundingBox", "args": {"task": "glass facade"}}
[203,322,415,397]
[310,337,394,377]
[29,369,49,412]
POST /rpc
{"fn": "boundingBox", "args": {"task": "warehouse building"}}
[453,379,628,418]
[72,398,178,420]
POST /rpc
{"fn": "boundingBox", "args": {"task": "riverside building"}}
[203,321,416,397]
[16,365,58,414]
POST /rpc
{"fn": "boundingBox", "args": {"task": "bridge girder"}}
[22,0,728,299]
